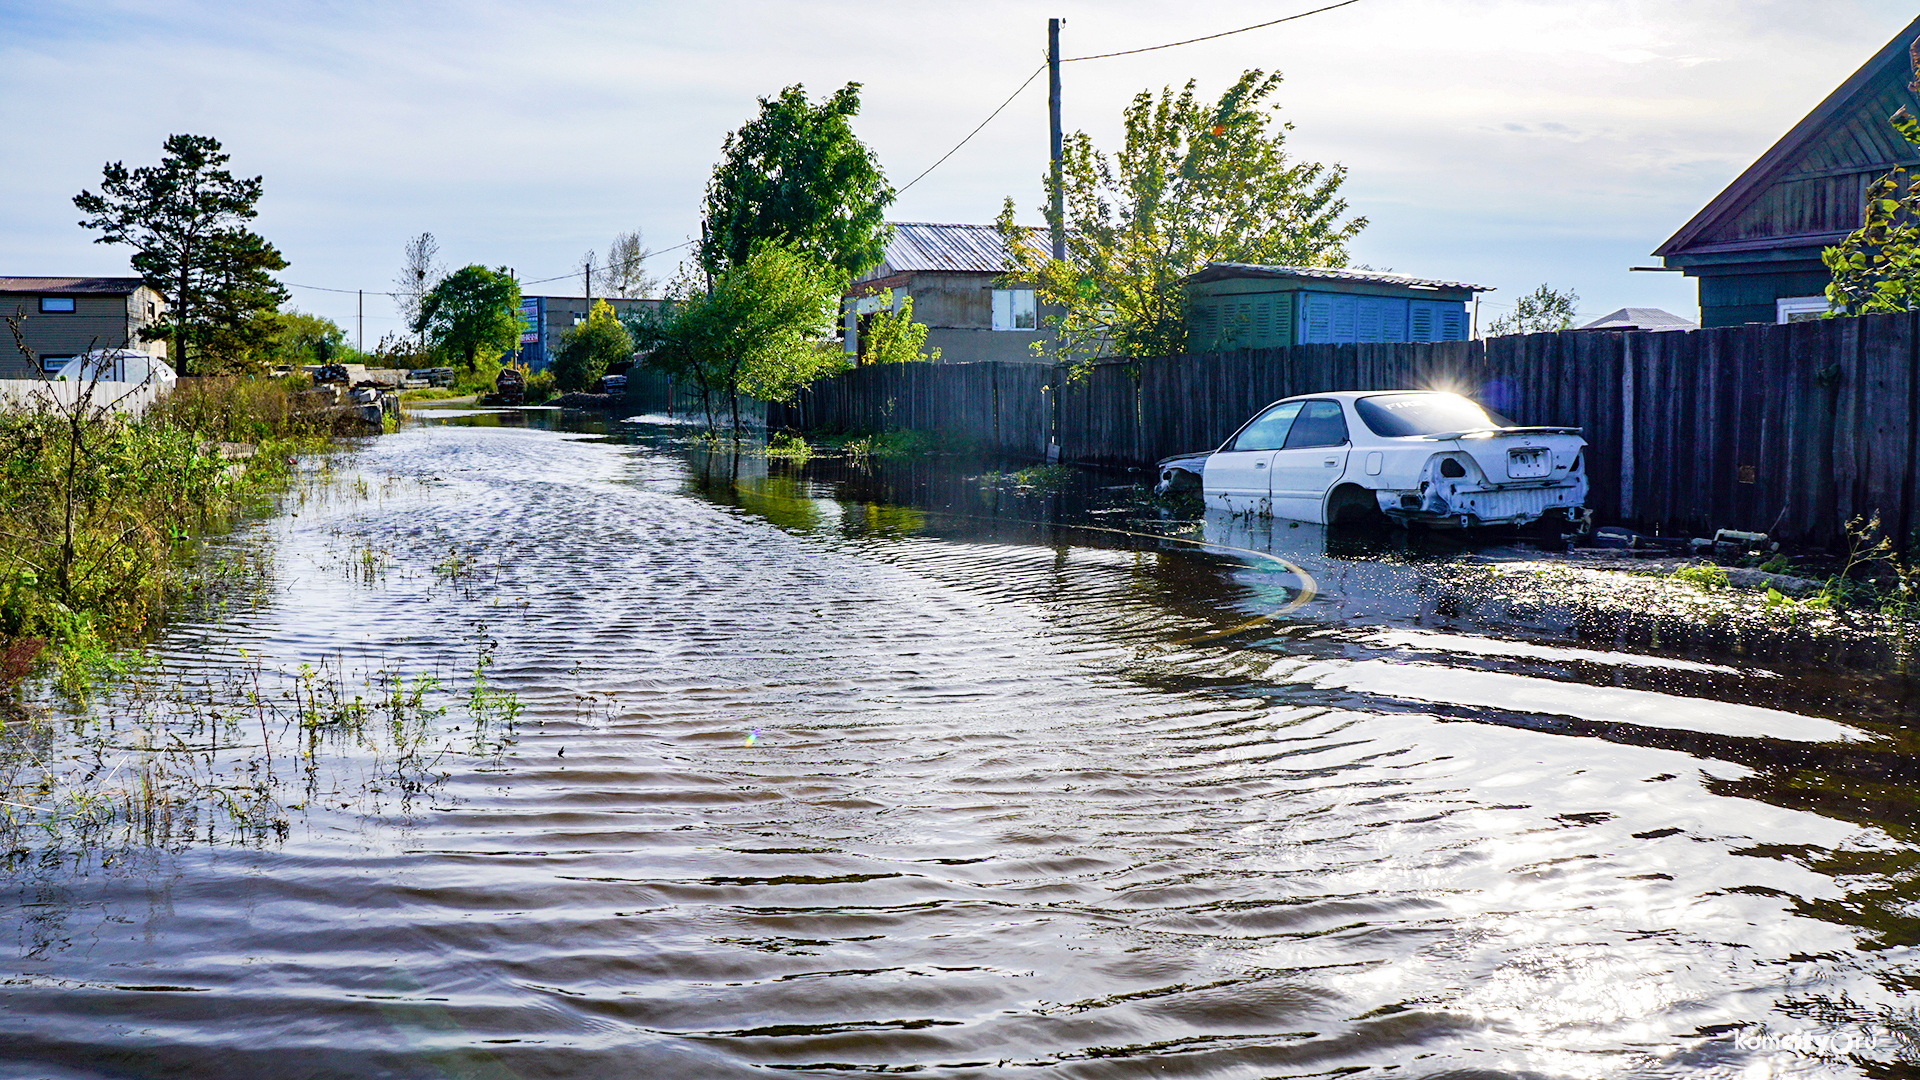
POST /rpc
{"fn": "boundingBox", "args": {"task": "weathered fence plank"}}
[768,314,1920,548]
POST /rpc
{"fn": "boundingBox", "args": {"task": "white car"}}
[1164,390,1588,528]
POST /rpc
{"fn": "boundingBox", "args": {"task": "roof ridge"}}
[1655,14,1920,257]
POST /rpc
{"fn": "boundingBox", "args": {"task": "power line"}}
[1063,0,1364,62]
[518,239,694,286]
[898,63,1048,196]
[284,281,394,296]
[281,238,695,300]
[895,2,1364,197]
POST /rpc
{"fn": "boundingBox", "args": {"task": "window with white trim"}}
[1776,296,1829,323]
[992,288,1036,331]
[39,297,75,313]
[41,355,72,373]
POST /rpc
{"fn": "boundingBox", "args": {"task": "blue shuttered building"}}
[1184,263,1484,349]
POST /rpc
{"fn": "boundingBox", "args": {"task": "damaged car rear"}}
[1183,390,1587,528]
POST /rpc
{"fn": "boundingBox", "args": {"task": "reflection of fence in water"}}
[773,313,1920,549]
[624,367,761,426]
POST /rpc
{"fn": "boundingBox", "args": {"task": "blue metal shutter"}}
[1438,305,1466,340]
[1330,294,1357,341]
[1191,301,1220,348]
[1409,302,1436,342]
[1356,297,1383,342]
[1301,293,1333,342]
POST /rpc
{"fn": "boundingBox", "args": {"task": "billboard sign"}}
[519,297,539,345]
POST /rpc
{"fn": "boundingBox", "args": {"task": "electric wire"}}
[281,238,693,299]
[1063,0,1364,62]
[286,3,1365,298]
[895,1,1363,195]
[897,63,1047,196]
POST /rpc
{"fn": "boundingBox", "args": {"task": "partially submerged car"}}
[1157,390,1587,528]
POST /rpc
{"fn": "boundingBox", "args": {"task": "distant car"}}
[594,373,627,395]
[1159,390,1588,528]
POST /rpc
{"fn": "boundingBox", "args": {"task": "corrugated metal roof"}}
[0,276,149,294]
[865,222,1052,277]
[1186,263,1488,292]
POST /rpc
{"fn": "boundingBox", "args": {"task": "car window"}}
[1354,393,1507,437]
[1226,401,1302,451]
[1281,400,1348,449]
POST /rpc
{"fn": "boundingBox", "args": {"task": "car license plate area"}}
[1507,447,1550,479]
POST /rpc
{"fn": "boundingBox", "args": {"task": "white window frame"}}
[39,297,75,313]
[41,355,72,373]
[992,288,1036,331]
[1776,296,1829,323]
[849,292,899,316]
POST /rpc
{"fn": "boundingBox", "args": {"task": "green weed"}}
[1672,563,1730,591]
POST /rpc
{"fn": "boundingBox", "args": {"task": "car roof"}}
[1272,389,1465,403]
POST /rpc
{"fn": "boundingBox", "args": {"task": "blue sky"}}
[4,0,1917,341]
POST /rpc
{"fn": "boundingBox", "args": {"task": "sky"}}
[4,0,1919,343]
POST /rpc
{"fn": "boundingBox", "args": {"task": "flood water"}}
[6,407,1920,1078]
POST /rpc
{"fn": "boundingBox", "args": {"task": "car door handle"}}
[1254,462,1266,469]
[1323,459,1337,467]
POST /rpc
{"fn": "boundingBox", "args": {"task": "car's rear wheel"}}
[1327,484,1385,528]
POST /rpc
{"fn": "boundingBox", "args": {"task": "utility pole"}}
[357,289,363,354]
[583,250,594,323]
[1048,17,1066,262]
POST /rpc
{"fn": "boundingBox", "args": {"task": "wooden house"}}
[1184,263,1482,349]
[0,276,166,379]
[1655,16,1920,326]
[844,222,1056,364]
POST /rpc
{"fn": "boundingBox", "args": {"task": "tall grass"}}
[0,376,347,696]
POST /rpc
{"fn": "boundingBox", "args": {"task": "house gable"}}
[1658,17,1920,263]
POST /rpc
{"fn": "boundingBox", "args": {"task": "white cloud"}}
[3,0,1916,331]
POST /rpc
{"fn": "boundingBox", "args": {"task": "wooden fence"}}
[771,312,1920,548]
[0,378,165,416]
[768,361,1053,457]
[625,368,758,426]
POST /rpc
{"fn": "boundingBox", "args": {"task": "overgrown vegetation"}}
[981,463,1077,493]
[1487,284,1581,336]
[1826,41,1920,315]
[552,300,634,392]
[631,244,849,433]
[412,264,523,372]
[1671,562,1731,591]
[0,627,522,859]
[698,82,893,281]
[0,371,341,697]
[73,133,290,375]
[999,69,1365,371]
[853,290,939,365]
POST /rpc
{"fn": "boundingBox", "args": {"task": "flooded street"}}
[5,408,1920,1078]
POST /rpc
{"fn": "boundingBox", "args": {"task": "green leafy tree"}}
[551,300,635,392]
[73,133,289,374]
[269,310,350,366]
[632,244,848,433]
[700,83,894,281]
[1486,284,1580,336]
[412,265,523,371]
[856,290,939,365]
[1826,52,1920,315]
[999,69,1364,368]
